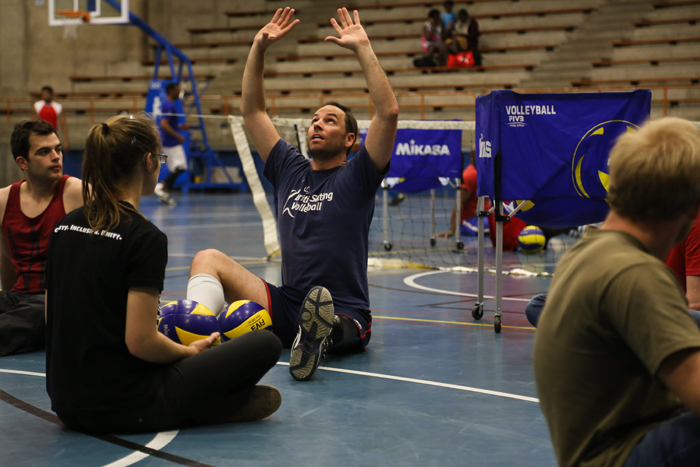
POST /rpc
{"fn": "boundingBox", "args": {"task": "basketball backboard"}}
[49,0,130,26]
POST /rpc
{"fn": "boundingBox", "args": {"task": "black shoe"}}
[289,286,334,381]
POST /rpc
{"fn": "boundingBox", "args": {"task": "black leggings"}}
[0,292,45,357]
[56,330,282,434]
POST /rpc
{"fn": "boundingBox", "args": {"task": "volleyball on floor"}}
[218,300,272,342]
[518,225,546,253]
[158,300,221,346]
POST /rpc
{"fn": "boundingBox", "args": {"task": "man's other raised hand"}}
[255,7,300,51]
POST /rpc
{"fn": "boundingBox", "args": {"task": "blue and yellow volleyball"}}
[218,300,272,342]
[157,300,220,346]
[518,225,546,254]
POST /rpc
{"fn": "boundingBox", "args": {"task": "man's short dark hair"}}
[444,0,455,6]
[324,101,358,156]
[41,86,53,94]
[429,9,441,19]
[10,120,57,161]
[165,82,179,94]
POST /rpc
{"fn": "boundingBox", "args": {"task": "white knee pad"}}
[186,274,225,315]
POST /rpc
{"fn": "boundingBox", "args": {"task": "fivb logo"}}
[506,104,556,127]
[395,139,451,156]
[479,134,491,158]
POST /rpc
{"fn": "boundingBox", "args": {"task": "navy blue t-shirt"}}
[263,139,387,311]
[159,98,180,148]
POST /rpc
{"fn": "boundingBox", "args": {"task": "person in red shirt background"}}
[33,86,69,153]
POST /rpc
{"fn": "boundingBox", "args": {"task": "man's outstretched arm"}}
[326,8,399,172]
[240,7,299,163]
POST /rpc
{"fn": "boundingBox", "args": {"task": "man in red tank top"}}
[0,120,83,356]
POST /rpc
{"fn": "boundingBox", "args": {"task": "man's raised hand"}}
[255,7,299,50]
[325,8,370,52]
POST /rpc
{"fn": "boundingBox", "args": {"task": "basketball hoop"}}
[55,9,91,40]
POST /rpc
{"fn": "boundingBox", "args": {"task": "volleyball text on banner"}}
[475,90,651,228]
[372,126,462,193]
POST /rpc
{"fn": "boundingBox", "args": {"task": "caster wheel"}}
[384,243,392,251]
[494,315,502,333]
[430,238,436,247]
[472,303,483,320]
[456,241,464,250]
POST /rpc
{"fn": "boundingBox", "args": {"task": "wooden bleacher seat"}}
[634,17,700,27]
[263,63,534,78]
[572,77,700,86]
[141,57,238,66]
[151,40,253,49]
[232,82,515,96]
[351,0,507,10]
[70,74,215,82]
[613,36,700,46]
[315,8,592,27]
[276,44,555,61]
[592,57,700,67]
[224,9,301,18]
[188,25,262,34]
[30,90,148,98]
[653,0,700,8]
[298,25,575,43]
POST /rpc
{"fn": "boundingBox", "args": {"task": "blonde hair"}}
[608,117,700,221]
[82,114,161,232]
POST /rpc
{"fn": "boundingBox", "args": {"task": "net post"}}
[382,180,391,251]
[493,148,504,333]
[430,189,436,246]
[476,196,485,307]
[455,178,461,242]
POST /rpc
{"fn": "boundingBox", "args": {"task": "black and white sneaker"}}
[289,286,334,381]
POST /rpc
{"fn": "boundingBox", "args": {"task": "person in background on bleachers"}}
[447,9,482,66]
[154,82,189,206]
[32,86,69,153]
[420,9,447,66]
[441,1,457,30]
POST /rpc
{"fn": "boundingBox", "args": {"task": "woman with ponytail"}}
[45,115,282,434]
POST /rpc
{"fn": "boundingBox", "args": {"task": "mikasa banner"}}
[475,90,651,228]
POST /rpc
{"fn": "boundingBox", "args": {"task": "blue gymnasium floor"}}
[0,193,559,467]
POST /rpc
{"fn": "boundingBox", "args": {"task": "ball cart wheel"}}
[430,238,436,247]
[456,241,464,250]
[494,315,502,333]
[472,303,483,320]
[384,242,392,251]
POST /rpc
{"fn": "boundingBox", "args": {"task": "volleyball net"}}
[227,115,580,275]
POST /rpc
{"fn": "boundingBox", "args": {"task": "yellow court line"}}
[373,315,534,330]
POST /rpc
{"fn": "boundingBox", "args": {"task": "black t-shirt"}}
[46,203,168,412]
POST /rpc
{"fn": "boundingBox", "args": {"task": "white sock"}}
[187,274,226,315]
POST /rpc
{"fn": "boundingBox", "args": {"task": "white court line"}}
[276,362,539,403]
[0,368,178,467]
[101,430,179,467]
[404,270,532,302]
[159,221,262,231]
[0,369,45,377]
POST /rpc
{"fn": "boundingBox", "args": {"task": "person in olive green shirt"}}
[534,117,700,467]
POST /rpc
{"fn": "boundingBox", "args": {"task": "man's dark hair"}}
[444,0,455,6]
[429,9,441,19]
[10,120,57,161]
[324,101,358,156]
[41,86,53,94]
[165,82,179,94]
[459,8,469,17]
